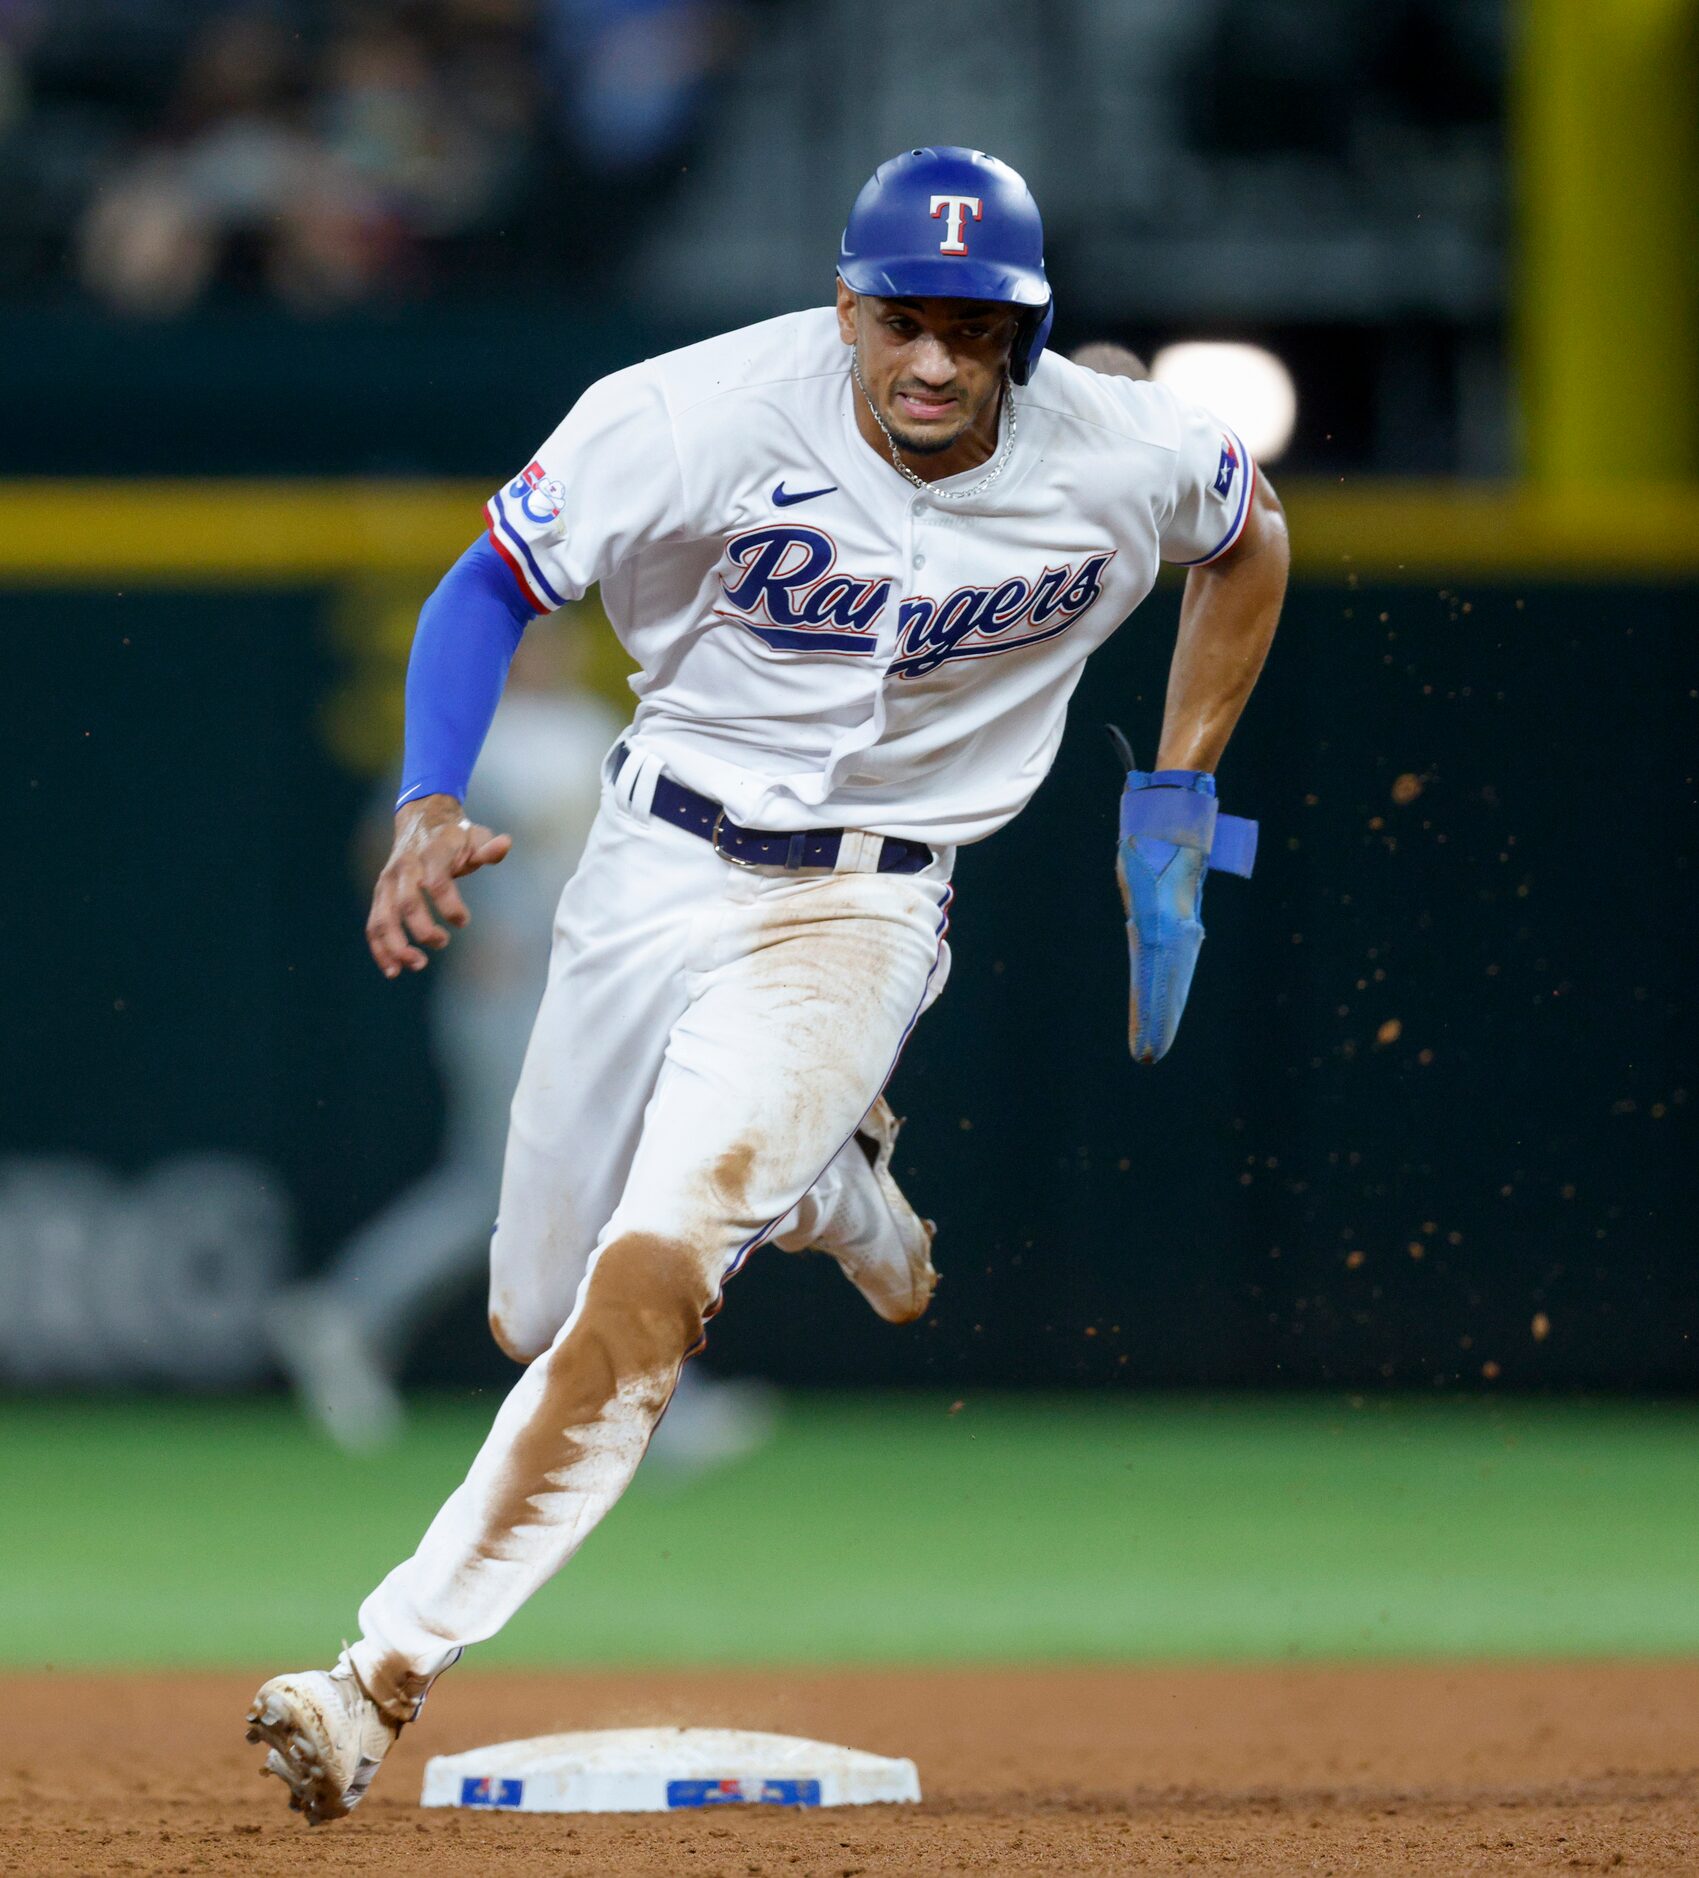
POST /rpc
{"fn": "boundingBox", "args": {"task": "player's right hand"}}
[366,794,513,979]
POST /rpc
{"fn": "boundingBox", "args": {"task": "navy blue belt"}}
[613,745,932,875]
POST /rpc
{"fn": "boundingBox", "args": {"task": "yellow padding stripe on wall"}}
[0,483,489,583]
[0,481,1695,583]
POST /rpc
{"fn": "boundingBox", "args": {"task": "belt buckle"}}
[710,808,765,871]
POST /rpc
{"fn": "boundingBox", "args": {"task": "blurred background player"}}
[267,625,611,1445]
[267,624,775,1465]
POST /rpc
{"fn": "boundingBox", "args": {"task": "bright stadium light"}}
[1151,342,1298,463]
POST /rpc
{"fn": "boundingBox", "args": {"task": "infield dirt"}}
[4,1663,1695,1874]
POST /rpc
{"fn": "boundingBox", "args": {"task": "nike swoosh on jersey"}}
[772,481,838,507]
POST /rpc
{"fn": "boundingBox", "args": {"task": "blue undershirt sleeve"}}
[395,536,537,810]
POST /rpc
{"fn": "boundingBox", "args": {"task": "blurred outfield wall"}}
[1,481,1693,1394]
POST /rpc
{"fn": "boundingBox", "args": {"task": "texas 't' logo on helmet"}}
[929,194,982,255]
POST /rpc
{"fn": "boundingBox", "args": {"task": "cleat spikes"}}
[245,1665,401,1827]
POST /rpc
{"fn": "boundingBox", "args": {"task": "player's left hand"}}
[366,794,512,979]
[1114,759,1256,1063]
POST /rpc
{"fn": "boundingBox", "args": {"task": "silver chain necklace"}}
[850,353,1017,502]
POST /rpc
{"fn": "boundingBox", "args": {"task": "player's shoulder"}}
[637,307,846,421]
[1021,351,1185,455]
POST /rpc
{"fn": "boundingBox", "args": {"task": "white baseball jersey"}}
[485,307,1254,848]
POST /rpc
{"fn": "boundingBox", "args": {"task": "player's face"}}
[837,286,1018,456]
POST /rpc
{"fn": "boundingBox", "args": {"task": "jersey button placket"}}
[900,491,927,634]
[866,483,916,684]
[909,486,936,580]
[817,480,907,793]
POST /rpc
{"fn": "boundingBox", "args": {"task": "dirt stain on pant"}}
[350,1650,434,1726]
[711,1142,759,1219]
[475,1232,716,1564]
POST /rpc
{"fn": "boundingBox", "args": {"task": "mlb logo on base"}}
[459,1774,525,1808]
[667,1776,823,1808]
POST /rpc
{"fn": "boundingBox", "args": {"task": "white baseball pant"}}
[348,749,953,1716]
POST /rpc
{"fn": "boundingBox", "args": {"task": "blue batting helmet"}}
[838,146,1054,384]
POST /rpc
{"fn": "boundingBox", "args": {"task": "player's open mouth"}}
[895,391,956,421]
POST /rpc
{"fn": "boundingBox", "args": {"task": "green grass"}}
[4,1392,1697,1669]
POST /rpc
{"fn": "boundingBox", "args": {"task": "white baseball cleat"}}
[821,1098,938,1325]
[850,1097,938,1324]
[245,1664,401,1825]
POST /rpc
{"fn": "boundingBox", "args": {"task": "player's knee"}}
[488,1296,551,1365]
[489,1235,716,1375]
[571,1232,718,1377]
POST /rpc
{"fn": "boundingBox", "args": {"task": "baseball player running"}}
[246,146,1287,1822]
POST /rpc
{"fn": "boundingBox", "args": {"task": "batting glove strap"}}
[1117,770,1258,878]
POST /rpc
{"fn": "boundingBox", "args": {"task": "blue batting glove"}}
[1116,764,1257,1064]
